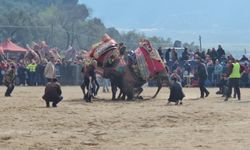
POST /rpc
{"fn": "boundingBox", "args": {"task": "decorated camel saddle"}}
[89,34,126,74]
[89,34,118,63]
[131,39,166,80]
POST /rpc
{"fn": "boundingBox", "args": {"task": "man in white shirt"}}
[44,57,55,82]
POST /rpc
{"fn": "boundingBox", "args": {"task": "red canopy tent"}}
[0,46,3,54]
[0,38,27,53]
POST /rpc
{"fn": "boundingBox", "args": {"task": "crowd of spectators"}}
[1,44,250,88]
[157,45,250,87]
[0,57,84,86]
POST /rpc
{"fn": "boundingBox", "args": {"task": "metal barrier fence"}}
[59,64,83,85]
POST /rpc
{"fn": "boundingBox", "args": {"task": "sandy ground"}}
[0,86,250,150]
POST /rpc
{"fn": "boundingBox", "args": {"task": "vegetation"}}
[0,0,198,51]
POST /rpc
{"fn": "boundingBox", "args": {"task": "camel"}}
[86,34,169,100]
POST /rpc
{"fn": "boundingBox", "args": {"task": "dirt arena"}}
[0,86,250,150]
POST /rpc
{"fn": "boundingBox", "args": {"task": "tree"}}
[76,18,106,50]
[0,8,38,45]
[0,0,190,53]
[57,4,89,48]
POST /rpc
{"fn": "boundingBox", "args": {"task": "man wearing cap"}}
[3,65,16,97]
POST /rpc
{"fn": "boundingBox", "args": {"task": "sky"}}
[79,0,250,55]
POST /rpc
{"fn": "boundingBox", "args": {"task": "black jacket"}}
[197,63,208,80]
[42,81,62,101]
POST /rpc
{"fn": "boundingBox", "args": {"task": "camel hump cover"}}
[91,34,117,59]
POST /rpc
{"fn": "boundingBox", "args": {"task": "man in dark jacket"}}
[217,45,225,60]
[182,47,189,61]
[165,48,171,63]
[157,47,164,61]
[197,58,209,98]
[42,78,63,107]
[3,65,16,97]
[17,63,26,86]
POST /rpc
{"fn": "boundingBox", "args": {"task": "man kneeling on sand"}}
[42,78,63,107]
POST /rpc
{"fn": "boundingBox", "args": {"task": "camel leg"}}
[117,90,122,99]
[152,79,162,99]
[117,89,125,100]
[126,88,134,100]
[135,87,143,99]
[111,82,117,100]
[121,93,126,100]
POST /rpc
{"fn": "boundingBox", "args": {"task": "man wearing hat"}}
[3,65,16,97]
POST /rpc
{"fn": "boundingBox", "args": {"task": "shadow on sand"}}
[65,96,156,105]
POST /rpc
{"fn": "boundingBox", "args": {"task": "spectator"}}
[165,48,171,63]
[3,65,16,97]
[171,48,178,62]
[210,48,218,63]
[200,51,206,60]
[44,57,55,82]
[194,49,201,58]
[55,59,62,82]
[207,59,214,84]
[0,62,7,85]
[220,55,228,65]
[102,77,110,93]
[183,60,191,74]
[216,74,228,96]
[171,60,179,72]
[182,47,189,61]
[213,59,223,85]
[157,47,164,61]
[206,49,212,58]
[225,59,245,101]
[36,60,46,86]
[197,58,210,98]
[240,55,249,62]
[26,60,37,86]
[17,63,26,86]
[217,45,225,60]
[240,62,249,87]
